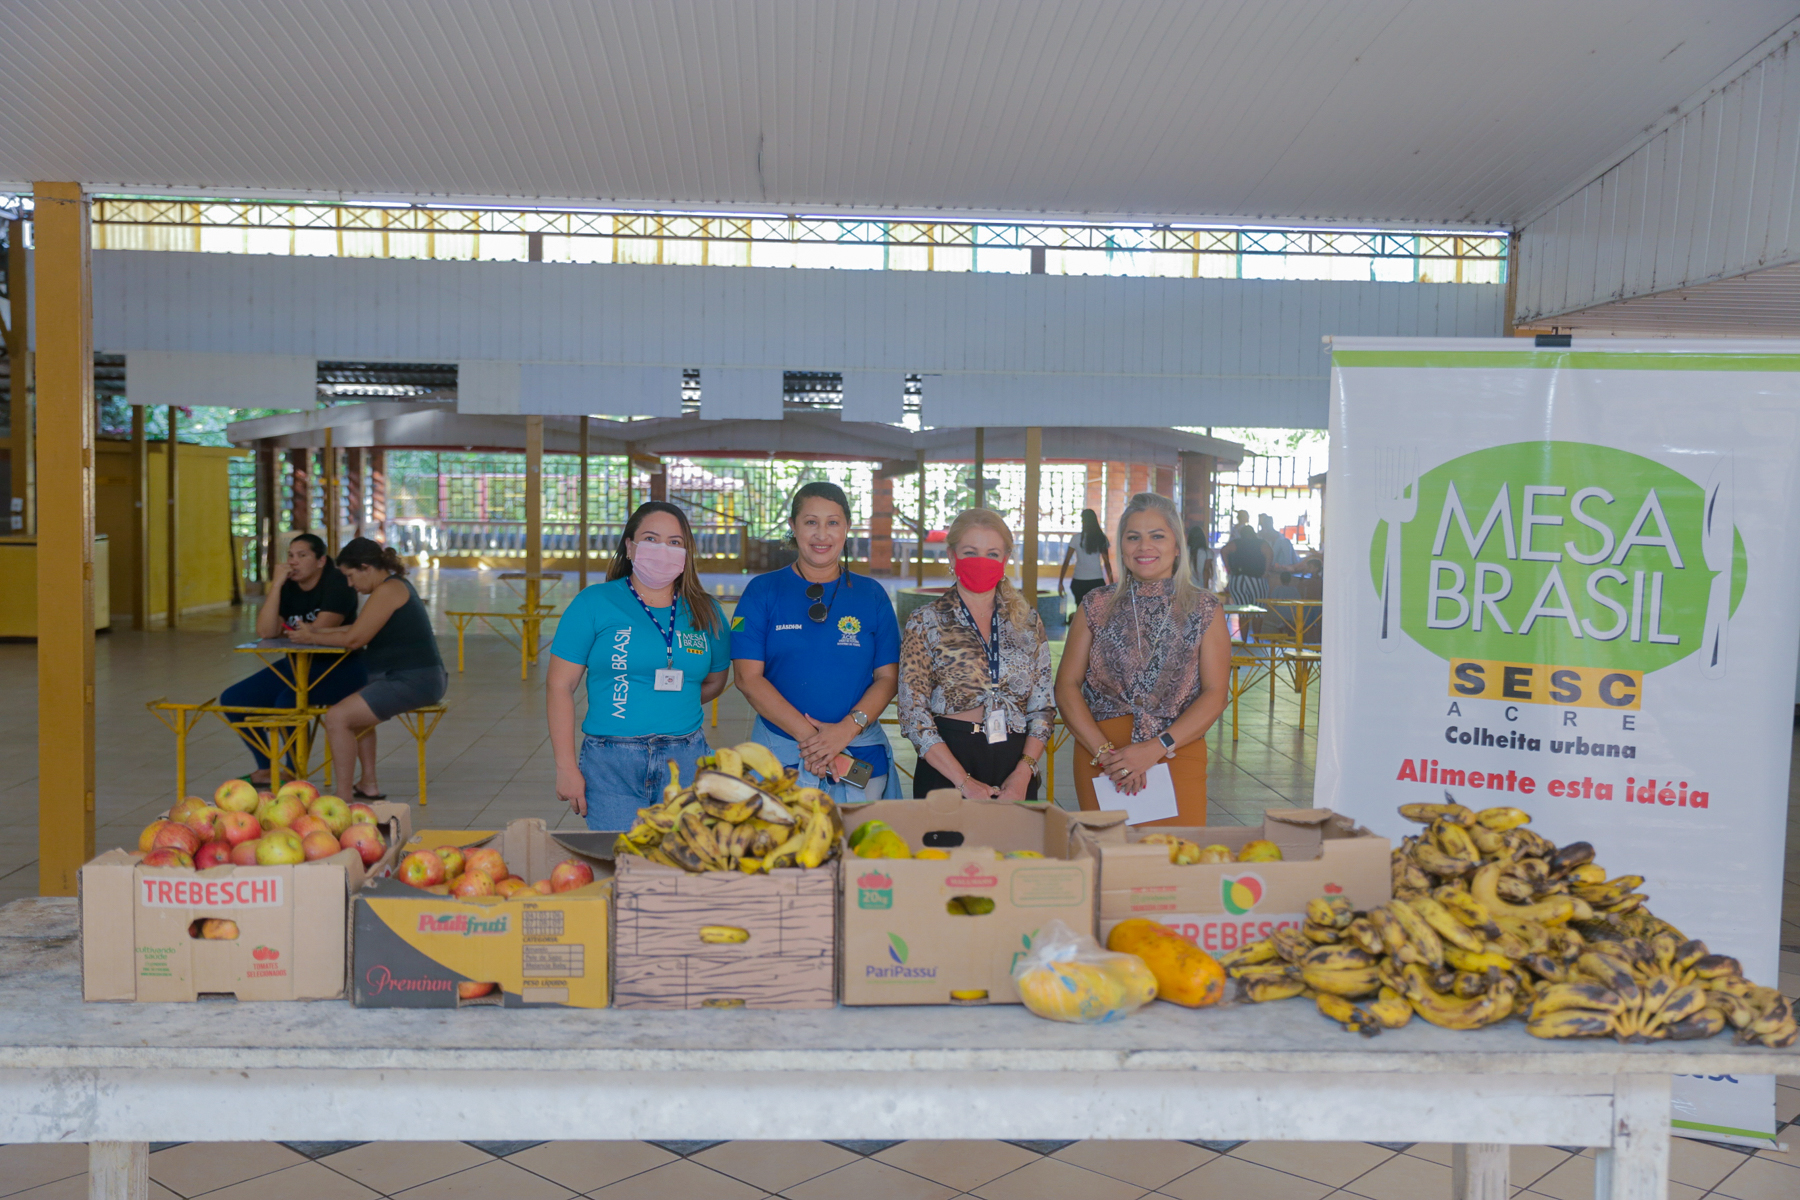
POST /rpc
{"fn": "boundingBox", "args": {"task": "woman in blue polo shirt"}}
[733,481,903,800]
[547,501,731,830]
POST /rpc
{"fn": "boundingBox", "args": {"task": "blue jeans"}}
[220,659,369,771]
[578,729,710,831]
[752,717,904,803]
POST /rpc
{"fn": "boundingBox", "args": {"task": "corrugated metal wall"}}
[93,250,1501,427]
[1516,33,1800,323]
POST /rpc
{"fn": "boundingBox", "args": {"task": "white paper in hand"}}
[1091,763,1180,825]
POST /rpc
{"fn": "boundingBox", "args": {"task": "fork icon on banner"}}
[1375,447,1419,652]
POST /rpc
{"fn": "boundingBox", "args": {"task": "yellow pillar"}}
[1022,426,1041,601]
[577,416,590,590]
[131,405,148,629]
[165,405,178,627]
[33,182,95,894]
[5,217,32,534]
[525,416,543,614]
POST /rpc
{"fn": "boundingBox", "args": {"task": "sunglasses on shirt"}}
[806,582,829,623]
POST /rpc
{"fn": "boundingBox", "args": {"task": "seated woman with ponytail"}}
[221,533,374,791]
[897,509,1053,800]
[287,538,448,800]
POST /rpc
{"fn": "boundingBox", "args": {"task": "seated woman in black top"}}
[221,534,373,789]
[288,538,448,799]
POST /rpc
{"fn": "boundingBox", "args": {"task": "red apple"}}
[183,807,224,841]
[339,824,386,866]
[198,918,238,940]
[142,847,194,869]
[532,879,555,895]
[230,840,262,866]
[256,828,306,865]
[457,981,497,1000]
[216,810,262,847]
[151,823,202,856]
[346,802,378,827]
[495,877,530,898]
[195,840,234,869]
[168,796,210,825]
[138,820,174,853]
[451,869,495,898]
[214,779,259,813]
[549,859,596,893]
[255,795,306,830]
[301,830,342,861]
[289,813,327,840]
[308,795,351,836]
[434,845,466,879]
[464,848,507,881]
[398,850,446,888]
[275,780,319,807]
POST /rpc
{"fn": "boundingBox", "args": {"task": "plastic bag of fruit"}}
[1011,919,1157,1024]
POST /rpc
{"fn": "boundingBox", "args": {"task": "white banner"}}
[1319,337,1800,1145]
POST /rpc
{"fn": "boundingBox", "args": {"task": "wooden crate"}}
[611,853,837,1009]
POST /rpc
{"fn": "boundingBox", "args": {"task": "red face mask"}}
[953,555,1006,593]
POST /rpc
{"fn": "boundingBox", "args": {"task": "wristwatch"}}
[1158,732,1177,758]
[850,709,870,729]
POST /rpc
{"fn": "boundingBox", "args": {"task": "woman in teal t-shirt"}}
[547,502,731,830]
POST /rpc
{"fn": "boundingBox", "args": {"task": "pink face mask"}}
[630,539,687,590]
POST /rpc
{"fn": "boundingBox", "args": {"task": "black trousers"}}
[1070,576,1105,607]
[914,716,1041,799]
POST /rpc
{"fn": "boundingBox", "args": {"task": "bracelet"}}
[1088,740,1115,765]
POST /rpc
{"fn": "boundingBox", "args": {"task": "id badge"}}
[983,706,1007,744]
[654,667,684,692]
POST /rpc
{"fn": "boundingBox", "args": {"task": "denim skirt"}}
[577,728,710,831]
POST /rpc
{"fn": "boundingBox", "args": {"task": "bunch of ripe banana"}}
[1527,936,1796,1046]
[613,741,843,874]
[1217,797,1795,1046]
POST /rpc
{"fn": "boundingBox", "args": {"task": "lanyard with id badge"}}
[956,593,1008,744]
[628,580,685,692]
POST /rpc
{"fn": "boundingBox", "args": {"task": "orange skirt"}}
[1074,714,1209,827]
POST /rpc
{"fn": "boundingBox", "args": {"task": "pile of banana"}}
[1219,798,1796,1047]
[613,742,843,873]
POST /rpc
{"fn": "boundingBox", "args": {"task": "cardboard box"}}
[838,793,1127,1006]
[1080,808,1390,956]
[352,819,611,1008]
[79,802,412,1002]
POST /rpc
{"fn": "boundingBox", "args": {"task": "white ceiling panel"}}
[0,1,1792,228]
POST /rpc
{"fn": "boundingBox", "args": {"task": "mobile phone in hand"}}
[831,754,874,789]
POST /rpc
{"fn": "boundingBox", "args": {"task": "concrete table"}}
[1,899,1794,1200]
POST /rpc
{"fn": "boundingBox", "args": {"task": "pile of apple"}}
[397,845,594,898]
[136,779,389,870]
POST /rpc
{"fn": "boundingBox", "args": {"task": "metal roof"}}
[1,1,1791,229]
[223,402,1245,468]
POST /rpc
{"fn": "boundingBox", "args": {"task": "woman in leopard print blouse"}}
[897,509,1054,800]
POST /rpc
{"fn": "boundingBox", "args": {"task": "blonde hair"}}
[946,508,1034,628]
[1105,492,1205,621]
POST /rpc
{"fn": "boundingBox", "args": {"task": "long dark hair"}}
[608,501,724,636]
[1079,508,1108,555]
[288,533,331,568]
[337,537,407,577]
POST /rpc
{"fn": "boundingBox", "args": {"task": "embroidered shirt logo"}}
[837,615,863,646]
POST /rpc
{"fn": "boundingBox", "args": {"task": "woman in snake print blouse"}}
[1054,493,1230,825]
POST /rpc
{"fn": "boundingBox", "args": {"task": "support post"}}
[33,181,96,895]
[578,416,590,589]
[89,1142,148,1200]
[915,451,927,587]
[973,427,985,510]
[288,448,310,532]
[256,442,277,581]
[369,448,387,539]
[1022,426,1041,601]
[1451,1144,1507,1200]
[648,456,667,502]
[165,406,179,628]
[1593,1075,1670,1200]
[346,447,364,539]
[131,405,148,629]
[6,216,33,534]
[870,474,894,574]
[322,426,339,556]
[525,416,543,616]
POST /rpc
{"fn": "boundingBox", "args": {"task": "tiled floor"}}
[1,568,1797,1197]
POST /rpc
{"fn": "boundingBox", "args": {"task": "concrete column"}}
[256,442,278,580]
[525,416,543,612]
[346,447,365,538]
[1104,461,1128,538]
[321,428,339,556]
[131,406,148,629]
[915,451,927,586]
[32,180,96,895]
[972,428,986,510]
[164,406,178,629]
[578,417,590,589]
[288,449,310,532]
[1022,427,1041,600]
[870,474,894,574]
[370,448,388,532]
[1084,461,1104,515]
[6,217,33,535]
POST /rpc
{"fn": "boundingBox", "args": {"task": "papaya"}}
[1106,918,1226,1007]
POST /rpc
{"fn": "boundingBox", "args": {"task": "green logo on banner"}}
[1369,442,1745,673]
